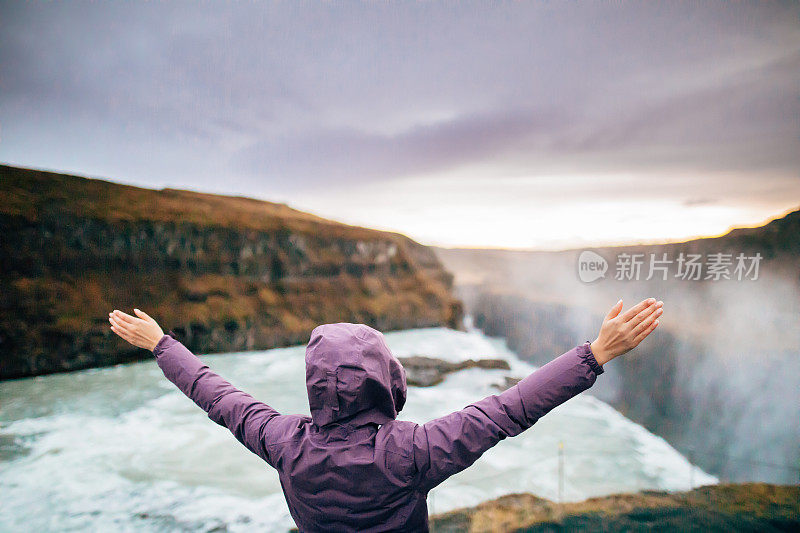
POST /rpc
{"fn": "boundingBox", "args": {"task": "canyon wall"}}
[0,165,462,379]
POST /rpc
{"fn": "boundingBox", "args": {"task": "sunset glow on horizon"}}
[278,172,798,250]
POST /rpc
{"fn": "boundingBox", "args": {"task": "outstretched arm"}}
[109,309,282,465]
[411,297,663,493]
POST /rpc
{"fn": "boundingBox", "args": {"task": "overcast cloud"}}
[1,1,798,248]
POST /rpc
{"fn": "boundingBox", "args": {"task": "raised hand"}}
[109,308,165,351]
[590,298,663,366]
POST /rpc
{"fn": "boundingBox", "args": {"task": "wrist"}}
[150,332,167,352]
[590,339,611,366]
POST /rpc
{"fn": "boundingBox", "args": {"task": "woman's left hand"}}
[109,309,165,351]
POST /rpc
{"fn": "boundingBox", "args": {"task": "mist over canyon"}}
[435,208,800,484]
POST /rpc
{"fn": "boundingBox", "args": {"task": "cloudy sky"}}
[1,1,799,249]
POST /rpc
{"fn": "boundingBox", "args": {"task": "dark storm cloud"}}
[0,0,798,196]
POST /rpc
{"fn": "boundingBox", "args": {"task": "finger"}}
[111,309,133,324]
[605,299,623,320]
[634,318,659,345]
[633,319,659,345]
[620,298,656,322]
[133,308,152,322]
[631,300,661,328]
[110,325,124,339]
[112,310,139,325]
[109,315,126,330]
[632,306,662,336]
[110,325,134,343]
[118,327,141,346]
[109,315,134,334]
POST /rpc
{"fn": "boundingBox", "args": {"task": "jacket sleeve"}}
[411,341,604,492]
[152,333,282,466]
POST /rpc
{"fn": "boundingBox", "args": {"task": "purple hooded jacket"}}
[152,323,604,532]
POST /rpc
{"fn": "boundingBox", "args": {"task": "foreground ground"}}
[429,483,799,532]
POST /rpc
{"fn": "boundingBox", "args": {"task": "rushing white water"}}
[0,326,717,532]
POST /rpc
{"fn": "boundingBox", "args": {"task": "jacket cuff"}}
[579,340,605,375]
[152,330,178,358]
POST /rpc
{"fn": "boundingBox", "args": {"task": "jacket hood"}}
[305,323,407,428]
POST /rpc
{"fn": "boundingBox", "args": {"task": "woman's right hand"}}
[590,298,663,366]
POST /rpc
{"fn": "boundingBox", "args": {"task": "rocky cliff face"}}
[0,164,462,379]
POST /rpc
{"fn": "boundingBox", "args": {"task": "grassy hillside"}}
[2,164,377,237]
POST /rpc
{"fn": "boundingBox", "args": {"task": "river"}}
[1,325,717,532]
